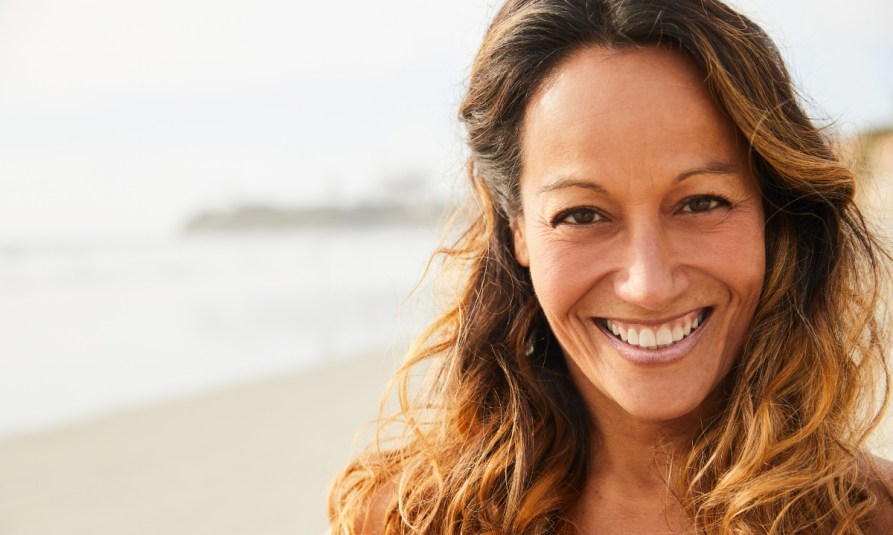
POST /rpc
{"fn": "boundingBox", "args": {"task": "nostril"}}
[612,243,684,310]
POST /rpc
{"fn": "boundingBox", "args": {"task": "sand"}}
[1,352,890,535]
[0,350,400,535]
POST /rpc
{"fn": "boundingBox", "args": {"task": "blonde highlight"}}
[329,1,891,533]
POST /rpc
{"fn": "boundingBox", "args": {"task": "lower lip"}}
[595,311,710,366]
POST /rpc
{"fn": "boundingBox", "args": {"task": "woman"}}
[329,0,893,533]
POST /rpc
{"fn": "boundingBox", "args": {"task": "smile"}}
[600,309,709,350]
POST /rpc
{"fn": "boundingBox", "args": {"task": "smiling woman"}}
[511,46,766,428]
[328,1,893,533]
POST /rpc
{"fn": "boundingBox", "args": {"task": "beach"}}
[0,349,400,535]
[1,352,891,535]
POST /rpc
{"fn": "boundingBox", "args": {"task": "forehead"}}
[520,46,745,188]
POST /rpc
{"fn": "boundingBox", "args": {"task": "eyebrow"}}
[674,162,741,184]
[537,161,741,195]
[538,177,607,195]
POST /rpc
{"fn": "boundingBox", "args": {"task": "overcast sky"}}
[0,0,890,240]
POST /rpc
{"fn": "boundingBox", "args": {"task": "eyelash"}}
[549,195,733,227]
[550,206,604,227]
[679,194,732,213]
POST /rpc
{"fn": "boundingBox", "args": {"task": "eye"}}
[551,207,602,226]
[680,195,729,213]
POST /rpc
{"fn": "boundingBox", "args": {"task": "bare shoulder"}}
[864,454,893,534]
[353,482,397,535]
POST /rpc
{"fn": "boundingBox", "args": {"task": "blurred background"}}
[0,1,890,534]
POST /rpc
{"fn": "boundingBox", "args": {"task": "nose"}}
[613,221,685,311]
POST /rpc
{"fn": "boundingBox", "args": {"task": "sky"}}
[0,0,890,240]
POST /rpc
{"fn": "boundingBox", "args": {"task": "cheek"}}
[708,222,765,296]
[526,236,609,315]
[674,212,766,293]
[695,219,766,350]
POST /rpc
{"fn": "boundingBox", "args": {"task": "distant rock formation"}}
[182,200,448,233]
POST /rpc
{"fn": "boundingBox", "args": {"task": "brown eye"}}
[682,197,722,213]
[561,209,600,225]
[550,207,606,227]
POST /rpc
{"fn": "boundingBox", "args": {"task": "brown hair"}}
[329,1,890,532]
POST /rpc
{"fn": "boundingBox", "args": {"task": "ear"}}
[510,215,530,267]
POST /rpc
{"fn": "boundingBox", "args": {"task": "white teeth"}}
[672,325,684,342]
[638,328,656,349]
[656,327,673,347]
[627,328,639,346]
[603,309,707,350]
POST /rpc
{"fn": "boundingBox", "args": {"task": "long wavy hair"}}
[329,0,891,533]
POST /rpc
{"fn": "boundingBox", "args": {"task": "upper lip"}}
[596,307,709,327]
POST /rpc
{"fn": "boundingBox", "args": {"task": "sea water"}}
[0,227,441,436]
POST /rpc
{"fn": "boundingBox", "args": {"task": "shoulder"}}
[864,454,893,534]
[352,482,397,535]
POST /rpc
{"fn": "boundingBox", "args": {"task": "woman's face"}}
[512,46,765,424]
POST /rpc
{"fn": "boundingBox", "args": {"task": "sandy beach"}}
[0,349,400,535]
[1,350,891,535]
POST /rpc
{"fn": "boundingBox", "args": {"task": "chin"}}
[624,375,733,427]
[618,396,711,425]
[566,352,732,428]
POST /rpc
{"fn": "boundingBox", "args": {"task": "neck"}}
[588,397,691,488]
[574,372,728,492]
[566,391,708,533]
[562,363,731,532]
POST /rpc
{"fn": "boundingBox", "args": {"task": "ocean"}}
[0,227,441,437]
